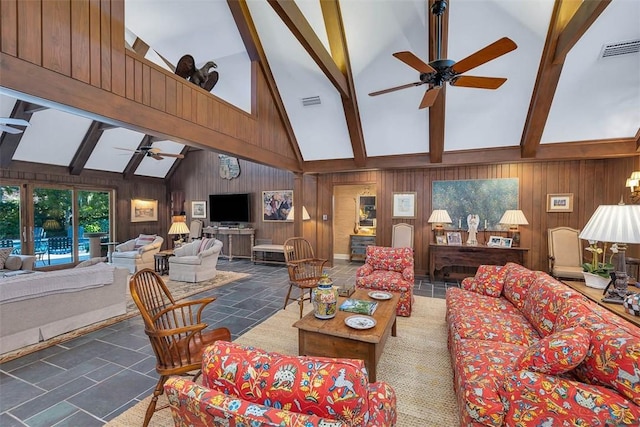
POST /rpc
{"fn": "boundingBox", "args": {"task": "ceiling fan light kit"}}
[369,0,517,109]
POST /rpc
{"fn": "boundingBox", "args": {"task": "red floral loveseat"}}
[447,262,640,426]
[355,246,414,316]
[164,341,397,426]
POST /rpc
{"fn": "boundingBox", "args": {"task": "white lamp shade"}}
[428,209,452,224]
[579,204,640,244]
[286,206,310,221]
[630,171,640,180]
[168,221,190,235]
[499,210,529,226]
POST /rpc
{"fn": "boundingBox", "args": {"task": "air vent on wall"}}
[301,96,321,107]
[600,39,640,58]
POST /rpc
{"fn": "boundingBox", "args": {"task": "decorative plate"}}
[368,291,393,300]
[345,315,377,330]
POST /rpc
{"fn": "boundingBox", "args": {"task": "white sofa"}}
[0,262,128,354]
[168,238,223,283]
[111,234,164,273]
[0,254,36,277]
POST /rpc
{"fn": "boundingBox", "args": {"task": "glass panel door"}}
[34,187,73,266]
[77,190,112,260]
[0,185,21,255]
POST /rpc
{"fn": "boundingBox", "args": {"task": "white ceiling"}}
[1,0,639,177]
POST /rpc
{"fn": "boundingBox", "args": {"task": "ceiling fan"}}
[369,0,517,109]
[114,146,185,161]
[0,118,30,134]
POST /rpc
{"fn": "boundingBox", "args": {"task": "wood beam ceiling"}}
[68,121,104,175]
[0,100,39,168]
[123,135,152,179]
[520,0,611,158]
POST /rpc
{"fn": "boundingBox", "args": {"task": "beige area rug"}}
[0,271,249,363]
[106,296,460,427]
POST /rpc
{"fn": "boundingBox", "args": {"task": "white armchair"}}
[111,234,164,273]
[169,238,223,283]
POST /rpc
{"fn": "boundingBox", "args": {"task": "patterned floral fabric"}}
[165,376,345,427]
[501,262,538,309]
[500,370,640,425]
[201,341,397,427]
[460,265,506,297]
[446,287,521,317]
[515,327,591,375]
[448,310,539,346]
[356,246,414,317]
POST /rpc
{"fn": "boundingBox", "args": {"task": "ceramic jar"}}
[312,274,339,319]
[623,293,640,316]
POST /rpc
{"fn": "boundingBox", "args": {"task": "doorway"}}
[333,184,376,261]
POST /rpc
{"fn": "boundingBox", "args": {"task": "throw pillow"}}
[514,326,591,375]
[0,247,13,269]
[74,257,107,268]
[4,255,22,270]
[198,238,216,254]
[134,234,156,249]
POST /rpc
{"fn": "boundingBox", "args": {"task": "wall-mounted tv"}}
[209,193,251,223]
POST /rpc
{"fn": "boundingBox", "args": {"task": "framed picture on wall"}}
[131,199,158,222]
[392,192,417,218]
[546,193,573,212]
[262,190,293,221]
[192,201,207,218]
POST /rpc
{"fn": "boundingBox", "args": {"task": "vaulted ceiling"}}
[1,0,639,179]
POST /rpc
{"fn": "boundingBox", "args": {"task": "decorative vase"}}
[312,274,339,319]
[583,272,611,289]
[623,293,640,316]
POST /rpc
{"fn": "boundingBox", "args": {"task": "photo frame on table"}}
[487,235,503,247]
[131,199,158,222]
[546,193,574,212]
[500,237,513,248]
[192,201,207,218]
[446,232,462,246]
[436,235,447,245]
[392,192,417,218]
[262,190,293,221]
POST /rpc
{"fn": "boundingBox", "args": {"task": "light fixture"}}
[627,170,640,204]
[428,209,452,242]
[286,206,310,221]
[579,201,640,301]
[43,219,61,231]
[168,215,190,248]
[498,210,528,247]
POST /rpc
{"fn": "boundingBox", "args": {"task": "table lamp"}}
[428,209,452,243]
[498,210,528,247]
[168,215,190,248]
[579,202,640,301]
[627,170,640,204]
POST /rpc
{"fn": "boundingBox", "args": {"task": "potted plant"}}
[582,241,615,289]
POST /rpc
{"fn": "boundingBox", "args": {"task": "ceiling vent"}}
[600,39,640,59]
[302,96,321,107]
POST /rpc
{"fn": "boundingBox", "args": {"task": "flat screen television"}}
[209,193,251,223]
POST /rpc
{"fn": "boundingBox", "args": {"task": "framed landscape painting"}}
[192,201,207,218]
[547,193,573,212]
[131,199,158,222]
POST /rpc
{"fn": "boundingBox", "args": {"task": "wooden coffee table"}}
[293,289,399,382]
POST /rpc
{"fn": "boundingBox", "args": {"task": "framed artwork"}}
[487,235,503,247]
[131,199,158,222]
[392,192,417,218]
[447,232,462,246]
[436,235,447,245]
[262,190,293,221]
[547,193,574,212]
[500,237,513,248]
[192,201,207,218]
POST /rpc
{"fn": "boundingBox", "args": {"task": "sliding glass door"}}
[0,185,21,255]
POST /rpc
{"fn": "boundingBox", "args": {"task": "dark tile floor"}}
[0,260,458,426]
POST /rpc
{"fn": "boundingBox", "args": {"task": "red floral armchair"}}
[355,246,414,316]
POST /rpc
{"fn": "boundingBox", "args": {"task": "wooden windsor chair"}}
[283,237,328,318]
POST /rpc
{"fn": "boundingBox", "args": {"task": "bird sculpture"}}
[175,54,219,92]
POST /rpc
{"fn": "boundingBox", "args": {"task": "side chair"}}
[129,269,231,427]
[283,237,327,318]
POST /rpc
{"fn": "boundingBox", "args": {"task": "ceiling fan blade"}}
[114,147,137,152]
[150,154,164,160]
[0,124,23,134]
[0,118,30,126]
[369,82,423,97]
[451,75,507,89]
[451,37,517,75]
[419,86,442,109]
[156,152,185,159]
[392,51,437,74]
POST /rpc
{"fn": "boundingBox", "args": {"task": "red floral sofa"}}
[355,246,414,316]
[446,262,640,426]
[164,341,397,426]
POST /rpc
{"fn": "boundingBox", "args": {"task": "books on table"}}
[339,298,378,315]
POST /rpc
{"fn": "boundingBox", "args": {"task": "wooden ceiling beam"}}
[268,0,349,98]
[320,0,366,167]
[164,145,190,182]
[123,135,151,179]
[68,121,104,175]
[427,0,448,164]
[228,0,303,170]
[520,0,611,158]
[634,128,640,152]
[0,100,34,168]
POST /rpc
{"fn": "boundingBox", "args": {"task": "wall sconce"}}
[286,206,310,221]
[428,209,452,242]
[499,210,529,247]
[627,171,640,204]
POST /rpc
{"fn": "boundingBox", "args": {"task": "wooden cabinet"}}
[350,234,376,261]
[429,244,528,282]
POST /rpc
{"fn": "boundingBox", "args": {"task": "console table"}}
[562,280,640,328]
[429,244,528,282]
[202,227,255,261]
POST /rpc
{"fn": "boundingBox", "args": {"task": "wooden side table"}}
[154,250,174,275]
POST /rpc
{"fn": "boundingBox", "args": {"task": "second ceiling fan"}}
[115,146,184,161]
[369,0,517,109]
